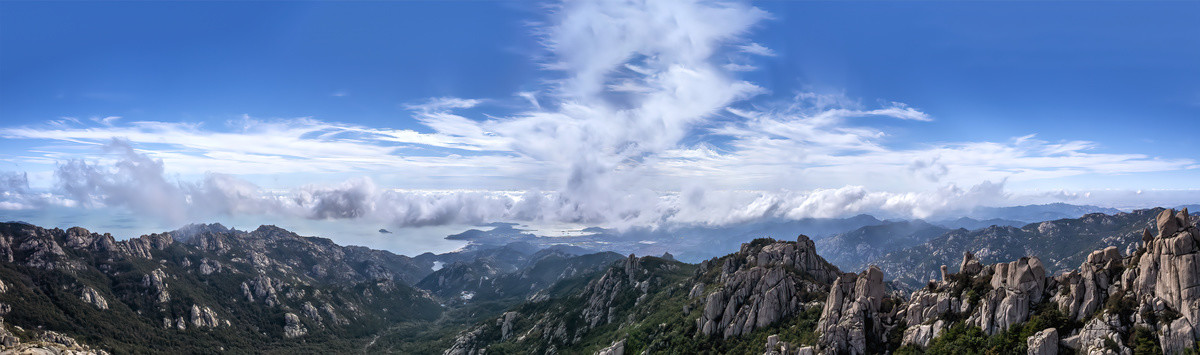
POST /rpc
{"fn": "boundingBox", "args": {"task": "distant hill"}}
[815,220,949,272]
[442,215,887,264]
[966,202,1122,222]
[871,208,1197,288]
[932,217,1025,230]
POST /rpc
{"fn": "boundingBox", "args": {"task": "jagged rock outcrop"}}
[198,258,221,275]
[1128,208,1200,354]
[444,324,487,355]
[595,338,625,355]
[190,305,221,328]
[581,254,645,331]
[900,287,962,330]
[698,236,839,338]
[971,256,1047,335]
[885,208,1197,354]
[142,268,170,304]
[815,266,887,355]
[1063,312,1132,355]
[499,311,517,340]
[242,274,280,306]
[1054,251,1118,322]
[79,286,108,310]
[764,334,813,355]
[0,318,108,355]
[282,312,307,338]
[1027,327,1058,355]
[900,319,945,348]
[958,251,983,276]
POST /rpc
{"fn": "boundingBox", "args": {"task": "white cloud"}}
[1,0,1196,230]
[738,42,776,57]
[723,62,758,72]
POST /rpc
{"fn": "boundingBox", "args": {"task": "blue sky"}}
[1,0,1198,236]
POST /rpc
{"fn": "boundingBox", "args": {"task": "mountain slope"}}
[444,235,843,354]
[815,220,949,272]
[442,208,1200,355]
[416,246,624,304]
[0,222,442,353]
[872,208,1183,288]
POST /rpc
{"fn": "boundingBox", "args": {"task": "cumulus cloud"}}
[0,172,37,210]
[28,139,1016,227]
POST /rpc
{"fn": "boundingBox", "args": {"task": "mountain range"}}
[0,204,1197,354]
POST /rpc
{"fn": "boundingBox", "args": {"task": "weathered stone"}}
[815,266,886,355]
[595,338,624,355]
[960,252,983,275]
[698,237,838,338]
[283,312,307,338]
[1026,328,1057,355]
[1068,312,1130,355]
[976,257,1046,334]
[1158,209,1181,237]
[500,311,517,340]
[901,319,944,348]
[190,304,221,328]
[79,286,108,310]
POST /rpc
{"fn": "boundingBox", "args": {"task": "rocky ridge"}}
[697,236,839,339]
[0,222,442,353]
[443,236,843,354]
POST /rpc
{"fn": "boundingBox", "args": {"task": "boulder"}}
[595,338,624,355]
[960,252,983,275]
[1026,328,1057,355]
[900,320,944,348]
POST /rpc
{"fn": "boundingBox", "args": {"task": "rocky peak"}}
[815,266,889,355]
[973,256,1047,334]
[579,254,651,333]
[696,237,840,339]
[1128,208,1200,353]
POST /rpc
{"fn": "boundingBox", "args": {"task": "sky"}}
[1,0,1198,246]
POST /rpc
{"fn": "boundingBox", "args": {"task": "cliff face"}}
[886,208,1200,354]
[1127,209,1200,353]
[697,236,839,339]
[442,210,1200,354]
[444,236,842,354]
[814,266,889,355]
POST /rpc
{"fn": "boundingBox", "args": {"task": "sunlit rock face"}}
[1128,208,1200,353]
[815,266,887,355]
[698,236,840,339]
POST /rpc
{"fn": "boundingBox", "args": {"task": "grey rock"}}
[79,286,108,310]
[816,266,885,355]
[283,312,307,338]
[190,304,221,328]
[900,319,944,348]
[595,338,624,355]
[1026,328,1057,355]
